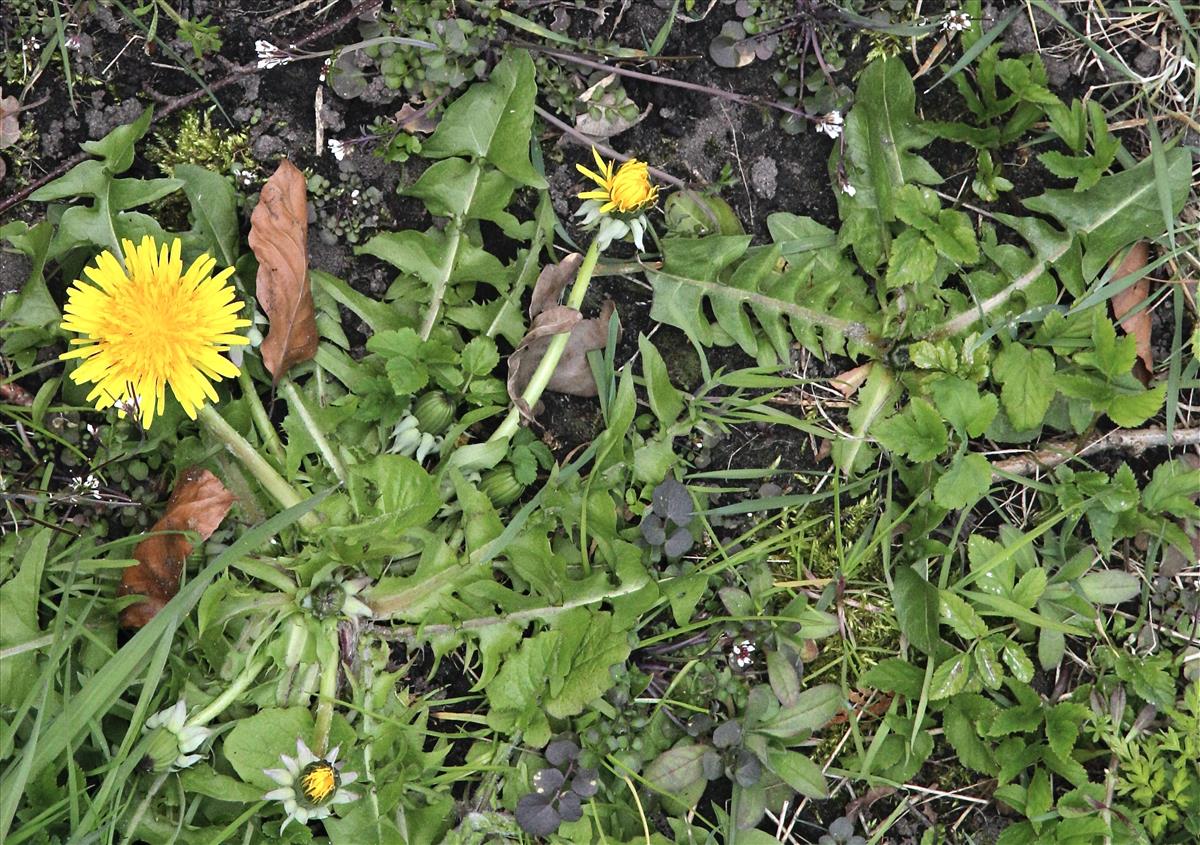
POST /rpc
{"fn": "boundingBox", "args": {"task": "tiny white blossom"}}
[839,178,857,198]
[729,639,757,669]
[255,40,293,70]
[942,11,972,33]
[114,394,144,418]
[817,111,844,140]
[328,138,347,161]
[70,475,101,493]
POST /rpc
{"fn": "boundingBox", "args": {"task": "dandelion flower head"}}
[577,146,658,215]
[60,236,250,428]
[264,738,358,831]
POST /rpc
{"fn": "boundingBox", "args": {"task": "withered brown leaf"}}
[1109,242,1153,380]
[0,88,20,150]
[396,102,440,135]
[118,467,235,628]
[529,252,583,320]
[249,159,318,382]
[507,301,617,420]
[505,253,620,420]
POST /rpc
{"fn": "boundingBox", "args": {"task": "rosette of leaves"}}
[340,2,496,104]
[643,676,843,828]
[640,478,695,559]
[515,738,600,837]
[574,72,645,141]
[709,0,792,68]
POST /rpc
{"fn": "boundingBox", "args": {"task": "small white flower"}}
[264,738,358,832]
[255,40,293,70]
[729,639,757,669]
[144,699,213,771]
[70,474,101,492]
[328,138,347,161]
[839,178,857,198]
[942,11,972,33]
[817,111,844,140]
[112,394,144,418]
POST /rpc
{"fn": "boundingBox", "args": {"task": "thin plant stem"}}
[523,43,817,122]
[239,369,285,465]
[488,238,601,444]
[117,770,170,845]
[280,379,349,487]
[197,404,320,530]
[191,656,268,727]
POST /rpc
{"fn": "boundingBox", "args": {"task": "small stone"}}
[750,156,777,199]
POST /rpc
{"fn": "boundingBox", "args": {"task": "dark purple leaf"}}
[734,749,761,787]
[712,720,742,749]
[557,790,583,823]
[531,767,565,794]
[640,514,666,546]
[545,739,579,769]
[664,527,694,559]
[515,793,560,837]
[570,769,599,798]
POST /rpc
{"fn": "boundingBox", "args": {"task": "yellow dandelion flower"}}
[60,235,251,429]
[301,762,338,804]
[576,146,659,214]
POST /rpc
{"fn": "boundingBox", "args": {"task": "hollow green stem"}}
[280,378,349,487]
[197,404,320,530]
[312,620,340,756]
[190,655,269,727]
[238,369,285,465]
[489,238,601,444]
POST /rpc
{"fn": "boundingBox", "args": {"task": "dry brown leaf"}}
[529,252,582,320]
[0,88,20,150]
[118,467,235,628]
[506,254,619,421]
[396,103,439,135]
[1109,242,1153,380]
[830,362,872,400]
[546,300,616,397]
[249,159,318,382]
[507,301,618,421]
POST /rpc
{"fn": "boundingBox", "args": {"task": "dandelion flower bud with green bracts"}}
[143,699,212,771]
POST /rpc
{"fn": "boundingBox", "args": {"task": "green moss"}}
[801,492,883,580]
[148,110,250,177]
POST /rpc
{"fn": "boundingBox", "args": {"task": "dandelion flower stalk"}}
[312,619,340,756]
[489,239,601,444]
[197,404,321,531]
[490,147,657,445]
